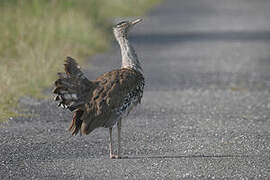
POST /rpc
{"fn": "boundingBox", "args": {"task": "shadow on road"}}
[119,154,265,159]
[131,31,270,44]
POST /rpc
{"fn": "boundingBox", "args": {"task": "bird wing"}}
[53,57,95,111]
[80,68,144,134]
[53,57,96,135]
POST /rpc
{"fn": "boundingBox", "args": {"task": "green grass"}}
[0,0,160,122]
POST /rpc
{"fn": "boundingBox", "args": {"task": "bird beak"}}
[131,18,143,25]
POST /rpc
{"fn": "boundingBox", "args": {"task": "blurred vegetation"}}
[0,0,160,122]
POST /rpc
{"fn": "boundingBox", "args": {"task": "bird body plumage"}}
[80,67,144,135]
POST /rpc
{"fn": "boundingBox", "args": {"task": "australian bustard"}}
[53,19,144,159]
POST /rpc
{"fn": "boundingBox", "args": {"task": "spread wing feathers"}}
[53,57,94,112]
[81,68,144,135]
[53,57,96,135]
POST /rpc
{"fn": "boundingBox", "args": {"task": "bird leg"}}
[117,119,122,158]
[109,119,122,159]
[109,127,115,159]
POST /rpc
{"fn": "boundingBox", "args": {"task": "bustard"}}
[53,19,144,159]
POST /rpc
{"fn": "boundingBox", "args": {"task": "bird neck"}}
[117,36,143,73]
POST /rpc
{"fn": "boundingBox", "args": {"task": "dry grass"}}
[0,0,160,121]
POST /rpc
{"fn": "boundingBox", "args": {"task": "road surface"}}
[1,0,270,179]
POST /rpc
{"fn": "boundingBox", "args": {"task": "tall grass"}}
[0,0,160,121]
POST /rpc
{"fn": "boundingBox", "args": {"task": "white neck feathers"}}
[117,37,143,73]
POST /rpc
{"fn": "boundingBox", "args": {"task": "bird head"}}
[113,18,142,40]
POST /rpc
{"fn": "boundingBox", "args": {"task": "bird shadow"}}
[119,154,257,159]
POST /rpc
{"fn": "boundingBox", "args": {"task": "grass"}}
[0,0,160,122]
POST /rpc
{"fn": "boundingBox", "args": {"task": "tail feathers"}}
[53,57,94,111]
[68,109,84,135]
[64,56,83,78]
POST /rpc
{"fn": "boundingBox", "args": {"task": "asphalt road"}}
[1,0,270,179]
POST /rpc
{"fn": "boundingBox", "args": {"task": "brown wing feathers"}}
[64,57,83,77]
[79,69,144,134]
[53,57,94,135]
[53,57,93,111]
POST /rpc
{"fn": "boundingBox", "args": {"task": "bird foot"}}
[110,154,121,159]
